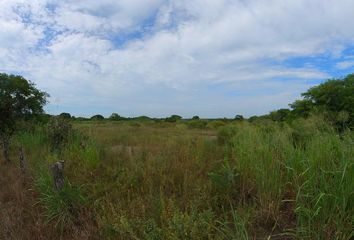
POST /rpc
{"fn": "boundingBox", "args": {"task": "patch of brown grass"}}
[0,159,99,240]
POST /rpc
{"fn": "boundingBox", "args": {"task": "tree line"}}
[249,73,354,130]
[1,72,354,160]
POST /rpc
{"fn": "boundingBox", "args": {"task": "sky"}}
[1,0,354,118]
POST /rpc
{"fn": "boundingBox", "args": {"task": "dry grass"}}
[0,161,55,239]
[0,158,99,239]
[2,118,353,239]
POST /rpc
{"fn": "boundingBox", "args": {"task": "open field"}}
[2,2,354,239]
[1,118,353,239]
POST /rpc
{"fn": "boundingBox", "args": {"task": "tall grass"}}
[11,118,354,239]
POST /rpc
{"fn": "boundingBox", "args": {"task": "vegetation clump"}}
[0,73,48,161]
[47,117,72,152]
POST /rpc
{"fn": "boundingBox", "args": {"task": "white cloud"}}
[1,0,354,117]
[336,60,354,70]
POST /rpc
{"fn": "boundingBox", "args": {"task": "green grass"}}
[13,118,354,239]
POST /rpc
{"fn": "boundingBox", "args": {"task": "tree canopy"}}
[109,113,122,121]
[291,74,354,126]
[59,112,72,119]
[302,74,354,113]
[0,73,48,161]
[91,114,105,120]
[253,73,354,129]
[165,115,182,122]
[0,73,48,136]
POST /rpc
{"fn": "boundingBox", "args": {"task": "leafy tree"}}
[91,114,105,120]
[248,115,259,122]
[192,115,200,120]
[109,113,123,121]
[165,115,182,122]
[290,74,354,127]
[234,115,244,121]
[0,73,48,161]
[269,109,291,122]
[303,74,354,113]
[59,112,71,119]
[289,99,314,118]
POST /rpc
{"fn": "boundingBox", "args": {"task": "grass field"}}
[2,117,354,239]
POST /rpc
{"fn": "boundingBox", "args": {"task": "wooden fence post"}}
[19,146,27,174]
[50,161,65,190]
[2,138,10,162]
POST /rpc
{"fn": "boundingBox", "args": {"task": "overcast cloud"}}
[1,0,354,118]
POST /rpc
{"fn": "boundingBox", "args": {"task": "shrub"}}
[35,168,86,232]
[47,117,72,152]
[207,120,226,129]
[208,159,239,196]
[187,120,208,129]
[217,125,238,145]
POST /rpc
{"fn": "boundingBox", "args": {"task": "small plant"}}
[47,117,72,152]
[35,169,86,232]
[187,120,208,129]
[217,125,238,145]
[167,210,214,240]
[208,159,239,193]
[110,217,163,240]
[214,205,249,240]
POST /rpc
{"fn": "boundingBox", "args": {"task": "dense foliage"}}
[0,73,48,134]
[0,73,48,161]
[90,114,105,120]
[253,73,354,129]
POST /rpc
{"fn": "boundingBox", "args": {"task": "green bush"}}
[35,168,86,232]
[187,120,208,129]
[208,159,239,195]
[47,117,72,152]
[207,120,226,129]
[167,210,214,240]
[217,125,238,145]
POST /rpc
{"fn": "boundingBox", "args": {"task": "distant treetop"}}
[59,112,71,119]
[91,114,105,120]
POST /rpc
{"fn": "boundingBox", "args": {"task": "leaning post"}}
[50,161,65,190]
[19,146,27,174]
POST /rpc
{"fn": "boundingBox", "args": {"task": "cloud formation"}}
[1,0,354,117]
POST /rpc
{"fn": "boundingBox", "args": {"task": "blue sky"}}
[1,0,354,118]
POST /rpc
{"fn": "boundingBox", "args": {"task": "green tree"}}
[91,114,105,120]
[109,113,123,121]
[165,115,182,122]
[289,99,314,118]
[292,73,354,127]
[0,73,48,161]
[269,109,291,122]
[234,115,244,121]
[59,112,71,119]
[303,74,354,113]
